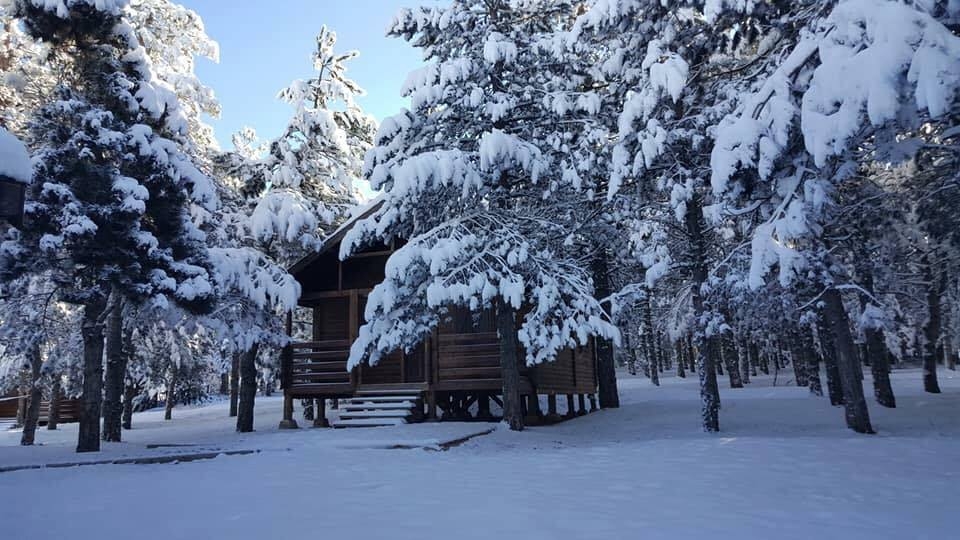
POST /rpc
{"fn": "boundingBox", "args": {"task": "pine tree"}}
[2,0,218,452]
[343,0,618,430]
[209,26,374,433]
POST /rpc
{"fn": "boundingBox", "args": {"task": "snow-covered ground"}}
[1,368,957,540]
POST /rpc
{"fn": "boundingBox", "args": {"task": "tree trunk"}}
[302,399,315,421]
[236,342,259,433]
[697,337,720,431]
[748,342,758,377]
[657,333,666,372]
[818,320,844,406]
[121,383,135,430]
[164,367,178,421]
[642,293,660,387]
[864,327,896,408]
[739,339,750,384]
[102,295,127,442]
[592,253,619,408]
[676,341,686,378]
[20,342,43,446]
[77,296,107,453]
[47,378,61,431]
[685,194,719,431]
[687,336,696,373]
[722,337,743,389]
[921,259,942,393]
[789,334,808,388]
[229,352,240,418]
[14,392,25,428]
[497,303,524,431]
[802,331,823,397]
[823,289,874,434]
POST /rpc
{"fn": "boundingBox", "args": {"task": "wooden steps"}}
[333,393,423,428]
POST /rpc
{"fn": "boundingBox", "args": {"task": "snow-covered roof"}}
[0,128,31,184]
[288,193,385,276]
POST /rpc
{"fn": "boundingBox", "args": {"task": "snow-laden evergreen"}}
[344,1,618,376]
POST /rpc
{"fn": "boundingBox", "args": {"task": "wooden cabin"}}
[279,202,598,427]
[0,393,81,426]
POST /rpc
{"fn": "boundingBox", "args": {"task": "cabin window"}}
[313,297,350,341]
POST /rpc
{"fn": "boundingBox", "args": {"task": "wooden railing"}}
[283,340,353,394]
[436,332,502,381]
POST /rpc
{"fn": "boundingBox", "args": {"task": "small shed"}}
[278,201,598,427]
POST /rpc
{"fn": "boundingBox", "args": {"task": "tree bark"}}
[229,352,240,418]
[121,383,135,430]
[676,341,686,378]
[823,289,874,434]
[865,327,896,408]
[164,366,178,421]
[14,392,25,429]
[77,296,107,453]
[302,399,315,421]
[236,342,259,432]
[789,333,808,388]
[685,194,719,431]
[721,337,743,389]
[497,303,524,431]
[657,332,666,372]
[921,259,943,393]
[20,342,43,446]
[592,252,619,408]
[47,377,61,430]
[101,295,127,442]
[687,336,696,374]
[642,293,660,387]
[818,319,844,406]
[738,339,750,384]
[697,337,721,431]
[801,330,823,397]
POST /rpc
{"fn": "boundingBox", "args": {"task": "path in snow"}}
[0,397,494,469]
[0,368,956,540]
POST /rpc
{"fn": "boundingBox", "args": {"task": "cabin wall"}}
[531,349,577,394]
[0,395,81,424]
[290,241,598,400]
[574,343,598,394]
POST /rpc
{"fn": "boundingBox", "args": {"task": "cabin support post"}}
[313,398,329,428]
[476,393,493,420]
[545,394,562,424]
[565,394,576,419]
[524,394,543,425]
[589,394,597,412]
[577,394,587,416]
[426,391,438,421]
[279,391,299,429]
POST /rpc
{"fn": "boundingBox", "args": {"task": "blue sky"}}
[180,0,443,149]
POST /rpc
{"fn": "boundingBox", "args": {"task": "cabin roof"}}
[288,194,385,277]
